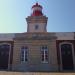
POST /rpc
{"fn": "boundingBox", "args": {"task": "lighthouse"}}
[26,3,48,32]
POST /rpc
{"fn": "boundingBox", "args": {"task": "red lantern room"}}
[31,3,43,16]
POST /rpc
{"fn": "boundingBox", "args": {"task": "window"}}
[21,46,28,63]
[35,25,39,30]
[61,44,72,55]
[41,46,48,63]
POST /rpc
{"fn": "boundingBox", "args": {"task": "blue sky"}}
[0,0,75,33]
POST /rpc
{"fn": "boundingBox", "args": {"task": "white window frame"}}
[41,46,48,63]
[21,46,28,63]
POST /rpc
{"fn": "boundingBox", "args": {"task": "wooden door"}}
[0,44,10,69]
[61,44,74,70]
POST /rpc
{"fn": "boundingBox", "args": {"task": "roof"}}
[32,3,42,9]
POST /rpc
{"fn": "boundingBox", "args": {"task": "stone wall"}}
[12,33,58,71]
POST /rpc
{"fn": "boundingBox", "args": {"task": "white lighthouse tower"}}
[26,3,48,32]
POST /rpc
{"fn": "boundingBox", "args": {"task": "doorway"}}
[0,44,10,69]
[60,44,74,70]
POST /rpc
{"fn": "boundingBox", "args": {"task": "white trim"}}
[41,46,48,63]
[59,42,75,71]
[0,43,11,70]
[20,47,28,63]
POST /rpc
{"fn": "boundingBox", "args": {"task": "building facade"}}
[0,3,75,71]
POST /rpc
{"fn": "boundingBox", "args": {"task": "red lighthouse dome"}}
[31,3,43,16]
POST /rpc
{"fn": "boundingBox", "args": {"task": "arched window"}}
[61,44,72,55]
[41,46,48,63]
[21,46,28,62]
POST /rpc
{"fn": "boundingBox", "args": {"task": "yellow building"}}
[0,3,75,72]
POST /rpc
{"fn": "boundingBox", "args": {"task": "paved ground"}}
[0,71,75,75]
